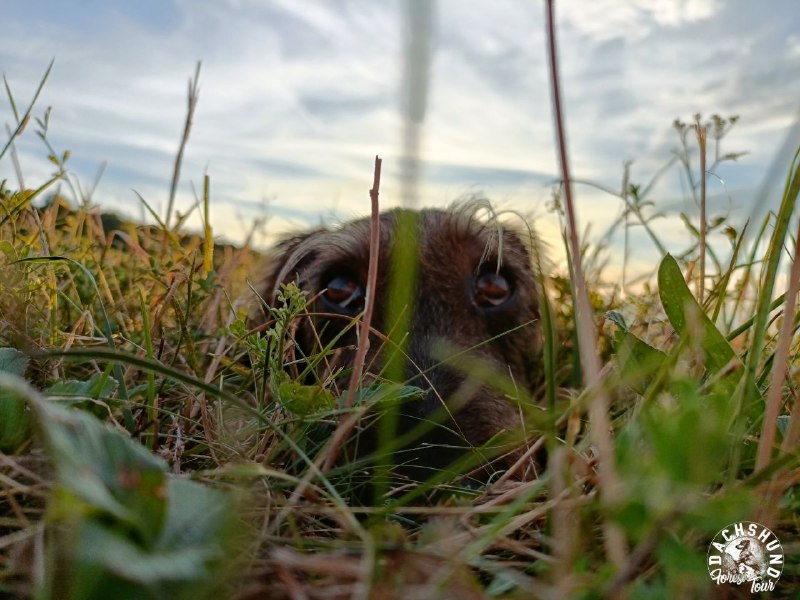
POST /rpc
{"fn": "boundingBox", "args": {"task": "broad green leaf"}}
[613,329,667,395]
[0,239,16,259]
[658,254,736,373]
[46,372,119,417]
[0,348,32,451]
[52,479,235,600]
[657,254,759,401]
[38,405,237,599]
[0,347,28,376]
[657,535,709,584]
[642,378,728,485]
[157,478,235,548]
[37,402,167,547]
[46,373,117,399]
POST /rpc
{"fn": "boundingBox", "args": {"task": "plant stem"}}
[695,118,708,304]
[544,0,628,572]
[345,156,382,409]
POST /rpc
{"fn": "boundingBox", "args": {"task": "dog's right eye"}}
[322,275,365,314]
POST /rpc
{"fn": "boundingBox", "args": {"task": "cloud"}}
[1,0,798,267]
[788,35,800,59]
[557,0,722,41]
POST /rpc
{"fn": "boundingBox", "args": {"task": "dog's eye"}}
[323,275,365,313]
[474,271,511,308]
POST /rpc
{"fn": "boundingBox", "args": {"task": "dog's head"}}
[253,204,543,475]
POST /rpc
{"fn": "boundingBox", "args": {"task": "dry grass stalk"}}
[544,0,628,572]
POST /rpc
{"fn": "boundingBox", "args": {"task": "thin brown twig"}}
[321,155,381,473]
[544,0,628,571]
[346,156,382,408]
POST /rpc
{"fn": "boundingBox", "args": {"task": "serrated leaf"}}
[276,380,336,417]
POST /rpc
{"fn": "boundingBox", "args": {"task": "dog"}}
[252,203,543,482]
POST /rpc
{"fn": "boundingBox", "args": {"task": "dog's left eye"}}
[473,271,511,308]
[323,274,365,314]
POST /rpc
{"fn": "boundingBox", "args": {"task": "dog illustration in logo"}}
[721,537,767,580]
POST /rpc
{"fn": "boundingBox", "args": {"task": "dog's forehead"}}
[418,209,493,245]
[375,208,505,256]
[294,208,526,278]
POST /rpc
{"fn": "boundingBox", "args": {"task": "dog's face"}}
[256,206,542,474]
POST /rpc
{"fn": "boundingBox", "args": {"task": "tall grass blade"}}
[0,58,54,161]
[739,145,800,416]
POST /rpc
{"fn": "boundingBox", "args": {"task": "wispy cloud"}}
[1,0,798,272]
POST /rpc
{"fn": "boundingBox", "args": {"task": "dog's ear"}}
[262,232,318,301]
[249,228,326,326]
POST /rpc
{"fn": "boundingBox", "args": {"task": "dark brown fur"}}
[253,204,542,479]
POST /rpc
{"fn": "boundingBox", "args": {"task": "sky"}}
[2,0,799,285]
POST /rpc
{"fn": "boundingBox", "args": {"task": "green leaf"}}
[37,401,168,547]
[276,379,336,417]
[45,373,119,417]
[658,254,733,372]
[613,329,666,395]
[605,310,628,331]
[642,378,729,485]
[657,254,759,402]
[657,535,709,585]
[46,373,117,399]
[0,347,29,376]
[45,372,119,418]
[38,404,237,599]
[0,239,16,259]
[351,383,426,407]
[157,478,234,549]
[0,348,33,451]
[55,479,235,600]
[66,521,217,594]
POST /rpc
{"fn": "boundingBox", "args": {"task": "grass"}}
[2,28,800,600]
